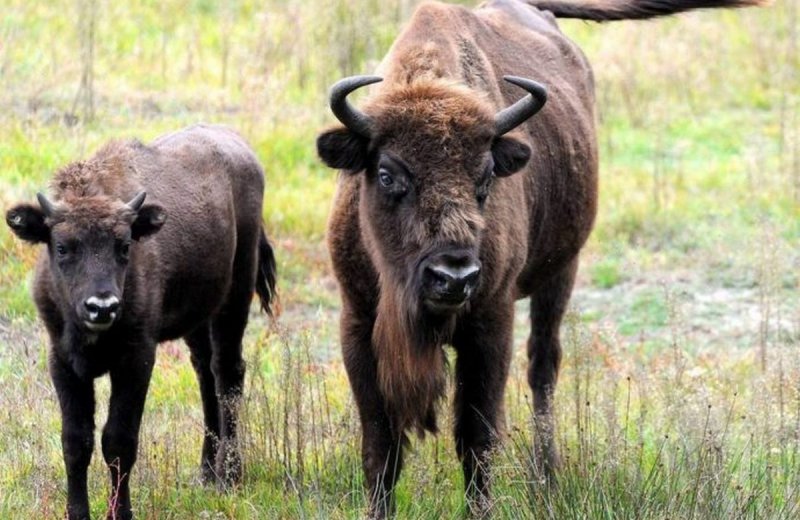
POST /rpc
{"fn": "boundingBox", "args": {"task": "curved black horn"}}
[36,192,56,217]
[329,75,382,138]
[494,76,548,136]
[126,191,147,211]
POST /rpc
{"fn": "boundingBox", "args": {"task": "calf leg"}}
[210,289,252,488]
[342,306,404,519]
[528,258,578,478]
[185,324,221,483]
[102,347,155,520]
[51,356,96,520]
[209,227,262,488]
[452,301,513,516]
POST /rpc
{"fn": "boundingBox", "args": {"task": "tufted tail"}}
[524,0,766,22]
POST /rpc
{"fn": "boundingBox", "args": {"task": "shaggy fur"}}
[363,80,494,433]
[319,0,761,516]
[5,124,277,520]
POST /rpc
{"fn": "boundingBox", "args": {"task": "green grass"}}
[1,0,799,518]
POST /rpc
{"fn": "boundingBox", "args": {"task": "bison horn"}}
[36,192,57,217]
[329,75,382,138]
[126,191,147,211]
[495,76,548,136]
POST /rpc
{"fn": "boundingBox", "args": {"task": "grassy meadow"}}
[1,0,799,517]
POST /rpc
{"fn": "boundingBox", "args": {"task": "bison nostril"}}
[426,263,481,296]
[463,265,480,286]
[84,295,120,319]
[425,265,454,287]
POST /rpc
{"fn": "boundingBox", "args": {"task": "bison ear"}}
[6,204,50,243]
[491,136,531,177]
[131,204,167,240]
[317,127,369,172]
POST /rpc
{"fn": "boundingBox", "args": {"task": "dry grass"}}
[0,0,798,517]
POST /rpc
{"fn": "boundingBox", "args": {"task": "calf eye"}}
[117,241,131,260]
[55,243,67,257]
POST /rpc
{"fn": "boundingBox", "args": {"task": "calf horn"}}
[126,191,147,211]
[495,76,548,136]
[36,193,56,217]
[329,75,382,138]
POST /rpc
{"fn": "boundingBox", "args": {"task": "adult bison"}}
[5,124,276,520]
[317,0,762,515]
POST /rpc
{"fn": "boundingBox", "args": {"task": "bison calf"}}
[5,124,276,520]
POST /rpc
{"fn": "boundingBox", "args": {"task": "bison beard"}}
[372,271,455,436]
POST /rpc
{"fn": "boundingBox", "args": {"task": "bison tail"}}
[524,0,765,22]
[255,227,278,317]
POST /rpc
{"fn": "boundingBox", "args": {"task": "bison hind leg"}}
[208,227,263,488]
[209,300,250,489]
[527,257,579,482]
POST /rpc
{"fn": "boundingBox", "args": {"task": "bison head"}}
[318,75,546,317]
[6,191,165,332]
[318,76,546,431]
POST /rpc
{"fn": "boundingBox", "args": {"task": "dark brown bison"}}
[5,124,276,520]
[317,0,762,515]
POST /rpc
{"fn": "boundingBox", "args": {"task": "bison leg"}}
[185,324,221,484]
[207,225,261,488]
[452,302,513,515]
[102,347,155,520]
[209,295,250,488]
[341,305,404,519]
[51,355,96,520]
[528,257,578,479]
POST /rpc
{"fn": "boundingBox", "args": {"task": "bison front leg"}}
[452,302,514,516]
[341,306,405,519]
[528,258,578,481]
[102,348,155,520]
[51,355,96,520]
[185,324,221,484]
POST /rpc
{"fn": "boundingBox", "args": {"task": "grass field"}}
[0,0,798,518]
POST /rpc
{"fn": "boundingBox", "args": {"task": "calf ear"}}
[317,127,369,172]
[6,204,49,243]
[132,204,167,240]
[491,136,531,177]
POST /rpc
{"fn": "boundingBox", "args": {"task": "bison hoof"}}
[366,493,396,520]
[200,459,217,486]
[466,492,494,519]
[105,508,133,520]
[214,441,242,489]
[66,508,91,520]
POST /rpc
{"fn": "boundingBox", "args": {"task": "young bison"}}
[317,0,763,515]
[5,124,276,520]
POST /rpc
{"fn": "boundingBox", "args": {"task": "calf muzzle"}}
[82,294,120,332]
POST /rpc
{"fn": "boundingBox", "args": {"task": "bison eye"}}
[376,165,408,200]
[55,243,68,257]
[379,170,394,187]
[476,174,494,208]
[117,240,131,261]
